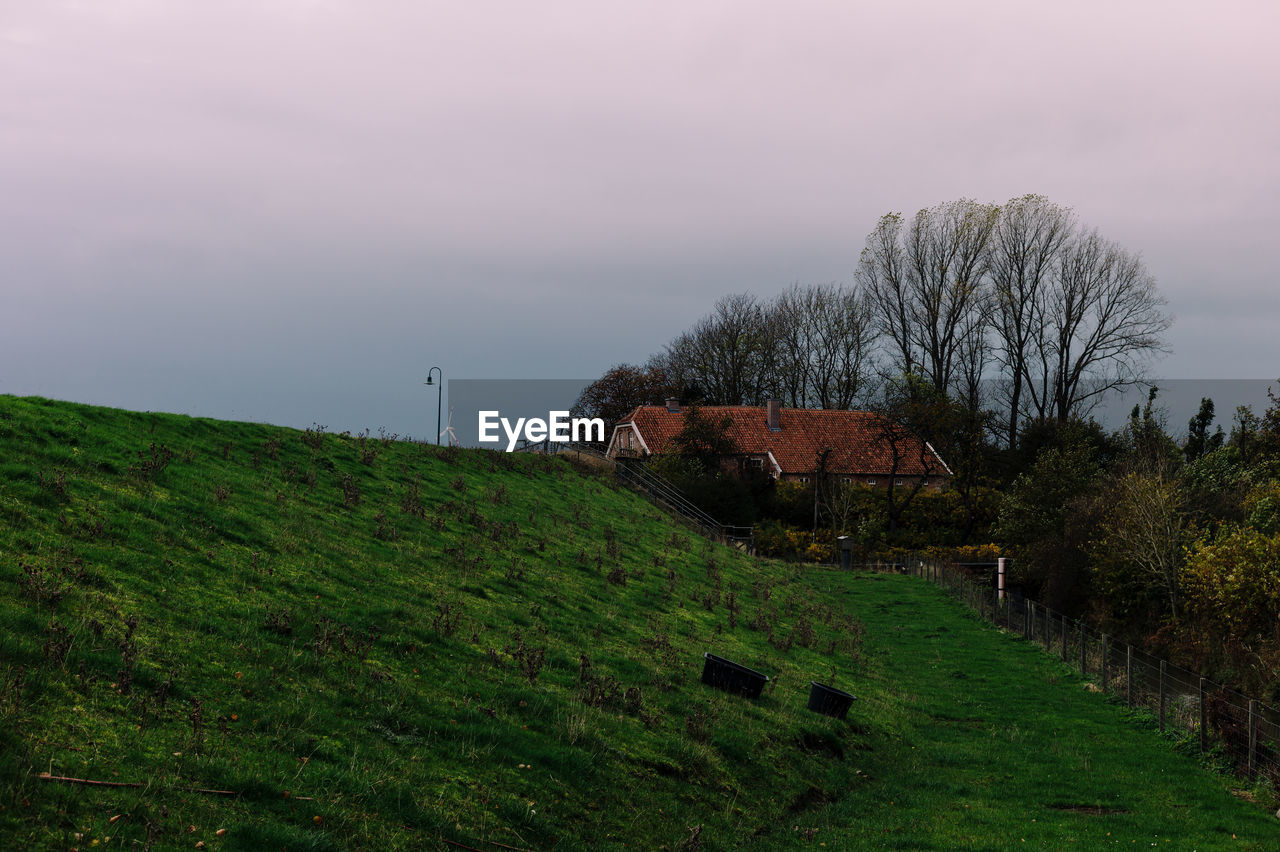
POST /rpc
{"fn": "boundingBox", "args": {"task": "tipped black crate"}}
[701,653,769,698]
[807,681,856,719]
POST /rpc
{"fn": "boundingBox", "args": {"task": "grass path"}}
[801,571,1278,850]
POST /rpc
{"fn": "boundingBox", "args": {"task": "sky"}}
[3,1,1279,440]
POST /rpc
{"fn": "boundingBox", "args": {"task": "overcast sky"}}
[3,1,1278,438]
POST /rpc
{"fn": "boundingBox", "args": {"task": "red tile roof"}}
[615,405,949,477]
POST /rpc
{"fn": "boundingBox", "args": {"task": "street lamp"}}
[424,366,442,445]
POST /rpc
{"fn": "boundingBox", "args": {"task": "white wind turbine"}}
[439,407,459,447]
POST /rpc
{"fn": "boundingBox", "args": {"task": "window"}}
[895,478,904,486]
[866,478,876,486]
[746,458,764,471]
[797,476,810,484]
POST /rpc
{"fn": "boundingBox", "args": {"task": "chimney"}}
[766,398,782,431]
[665,398,680,412]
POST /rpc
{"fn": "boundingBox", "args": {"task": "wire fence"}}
[900,557,1280,785]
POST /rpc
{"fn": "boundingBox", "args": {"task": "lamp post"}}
[424,366,442,445]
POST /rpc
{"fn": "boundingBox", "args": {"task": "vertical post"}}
[1159,660,1167,733]
[1126,645,1133,709]
[1044,606,1052,651]
[1079,621,1086,674]
[1199,678,1208,753]
[1102,634,1109,693]
[1248,699,1257,777]
[997,557,1006,601]
[1060,614,1068,662]
[1024,601,1032,640]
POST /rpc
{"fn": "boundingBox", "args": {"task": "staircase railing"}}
[528,441,754,551]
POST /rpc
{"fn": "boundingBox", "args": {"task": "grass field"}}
[0,395,1276,850]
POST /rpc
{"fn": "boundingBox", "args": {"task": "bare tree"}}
[770,283,876,409]
[953,284,994,416]
[657,293,778,405]
[868,375,951,537]
[987,195,1075,447]
[1024,230,1171,423]
[857,213,915,375]
[857,200,998,398]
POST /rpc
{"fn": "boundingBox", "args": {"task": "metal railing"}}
[612,458,754,550]
[520,440,754,551]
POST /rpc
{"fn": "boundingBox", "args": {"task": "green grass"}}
[0,394,1276,850]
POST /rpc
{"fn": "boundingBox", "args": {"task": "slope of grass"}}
[0,394,1276,850]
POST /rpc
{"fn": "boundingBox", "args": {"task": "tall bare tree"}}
[1024,230,1171,423]
[857,212,915,375]
[857,199,998,398]
[987,195,1075,447]
[770,282,876,409]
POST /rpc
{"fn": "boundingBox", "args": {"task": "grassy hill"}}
[0,395,1276,850]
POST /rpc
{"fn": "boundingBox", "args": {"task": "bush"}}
[1178,526,1280,700]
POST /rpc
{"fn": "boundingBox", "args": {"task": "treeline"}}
[584,195,1170,452]
[998,391,1280,704]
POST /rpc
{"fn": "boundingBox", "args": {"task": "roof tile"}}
[619,405,948,476]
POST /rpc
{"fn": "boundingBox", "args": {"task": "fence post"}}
[1044,605,1052,651]
[1024,601,1031,640]
[1199,678,1207,753]
[997,557,1006,601]
[1061,614,1068,662]
[1079,621,1086,675]
[1248,699,1257,777]
[1102,634,1109,693]
[1126,645,1133,709]
[1159,660,1167,733]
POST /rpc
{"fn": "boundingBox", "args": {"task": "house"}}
[606,398,951,489]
